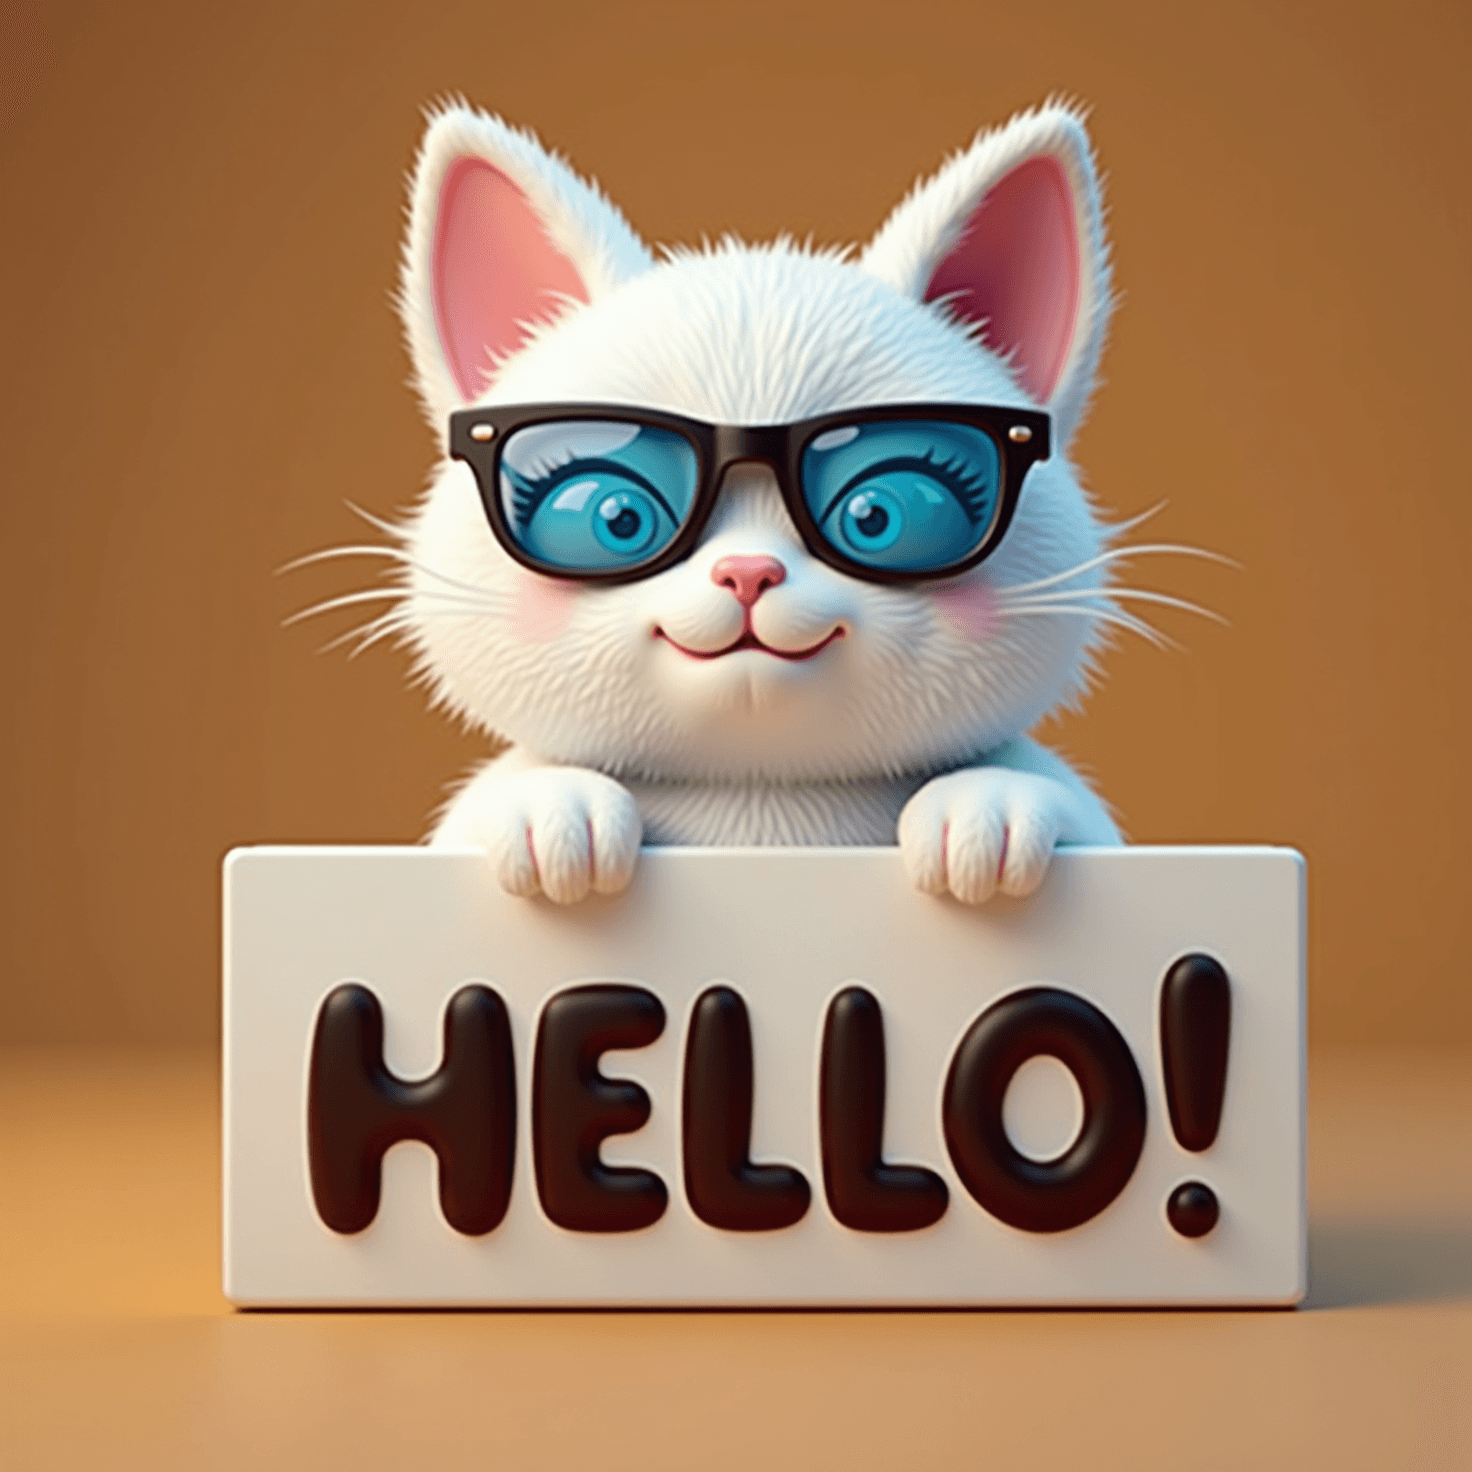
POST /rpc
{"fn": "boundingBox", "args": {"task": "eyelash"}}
[820,450,995,525]
[507,459,591,528]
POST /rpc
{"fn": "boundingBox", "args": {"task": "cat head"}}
[394,101,1114,783]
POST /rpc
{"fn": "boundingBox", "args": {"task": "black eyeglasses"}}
[448,402,1050,587]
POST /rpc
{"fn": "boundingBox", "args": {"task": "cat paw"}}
[898,767,1074,904]
[478,768,643,904]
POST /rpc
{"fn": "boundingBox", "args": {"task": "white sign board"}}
[223,846,1304,1307]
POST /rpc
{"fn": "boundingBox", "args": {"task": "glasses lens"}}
[498,420,699,574]
[800,420,1004,574]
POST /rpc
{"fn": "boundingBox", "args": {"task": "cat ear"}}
[399,103,654,428]
[859,103,1112,451]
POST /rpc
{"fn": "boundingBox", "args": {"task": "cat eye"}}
[448,403,1050,586]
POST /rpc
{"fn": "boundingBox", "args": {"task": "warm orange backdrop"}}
[2,0,1468,1048]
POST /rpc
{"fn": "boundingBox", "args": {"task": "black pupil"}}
[856,504,889,538]
[606,506,642,539]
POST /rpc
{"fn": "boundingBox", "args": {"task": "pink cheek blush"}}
[511,571,579,644]
[931,580,1000,641]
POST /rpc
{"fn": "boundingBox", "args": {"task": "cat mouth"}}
[654,627,845,662]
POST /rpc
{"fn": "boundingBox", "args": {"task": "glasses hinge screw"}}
[1008,425,1033,443]
[469,423,496,442]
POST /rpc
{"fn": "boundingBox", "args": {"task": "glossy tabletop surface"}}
[1,1049,1467,1470]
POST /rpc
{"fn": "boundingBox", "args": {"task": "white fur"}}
[391,102,1124,903]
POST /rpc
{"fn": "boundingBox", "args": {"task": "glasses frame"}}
[447,401,1051,587]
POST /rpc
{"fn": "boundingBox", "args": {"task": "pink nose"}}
[711,555,787,608]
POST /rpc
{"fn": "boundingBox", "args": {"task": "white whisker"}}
[345,500,409,542]
[1100,500,1168,541]
[346,626,409,658]
[285,588,408,626]
[318,609,407,656]
[998,541,1236,598]
[287,586,505,628]
[321,601,503,657]
[280,543,505,602]
[1002,587,1226,624]
[1003,602,1175,650]
[277,544,406,574]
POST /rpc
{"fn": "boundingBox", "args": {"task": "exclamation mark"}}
[1159,952,1230,1238]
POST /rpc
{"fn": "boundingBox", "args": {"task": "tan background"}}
[2,0,1469,1050]
[1,8,1468,1465]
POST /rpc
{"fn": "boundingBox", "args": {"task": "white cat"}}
[374,101,1151,905]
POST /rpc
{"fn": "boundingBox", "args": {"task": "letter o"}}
[942,987,1146,1233]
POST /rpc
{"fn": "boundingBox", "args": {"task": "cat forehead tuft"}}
[481,242,1029,424]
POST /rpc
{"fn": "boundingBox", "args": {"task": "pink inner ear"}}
[433,159,590,401]
[924,156,1081,404]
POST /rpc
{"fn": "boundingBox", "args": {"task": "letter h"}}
[307,983,516,1236]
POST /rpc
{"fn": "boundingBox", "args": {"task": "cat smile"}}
[653,626,846,662]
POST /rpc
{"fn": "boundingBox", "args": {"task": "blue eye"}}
[801,421,1003,573]
[839,488,904,551]
[592,490,659,554]
[498,421,698,573]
